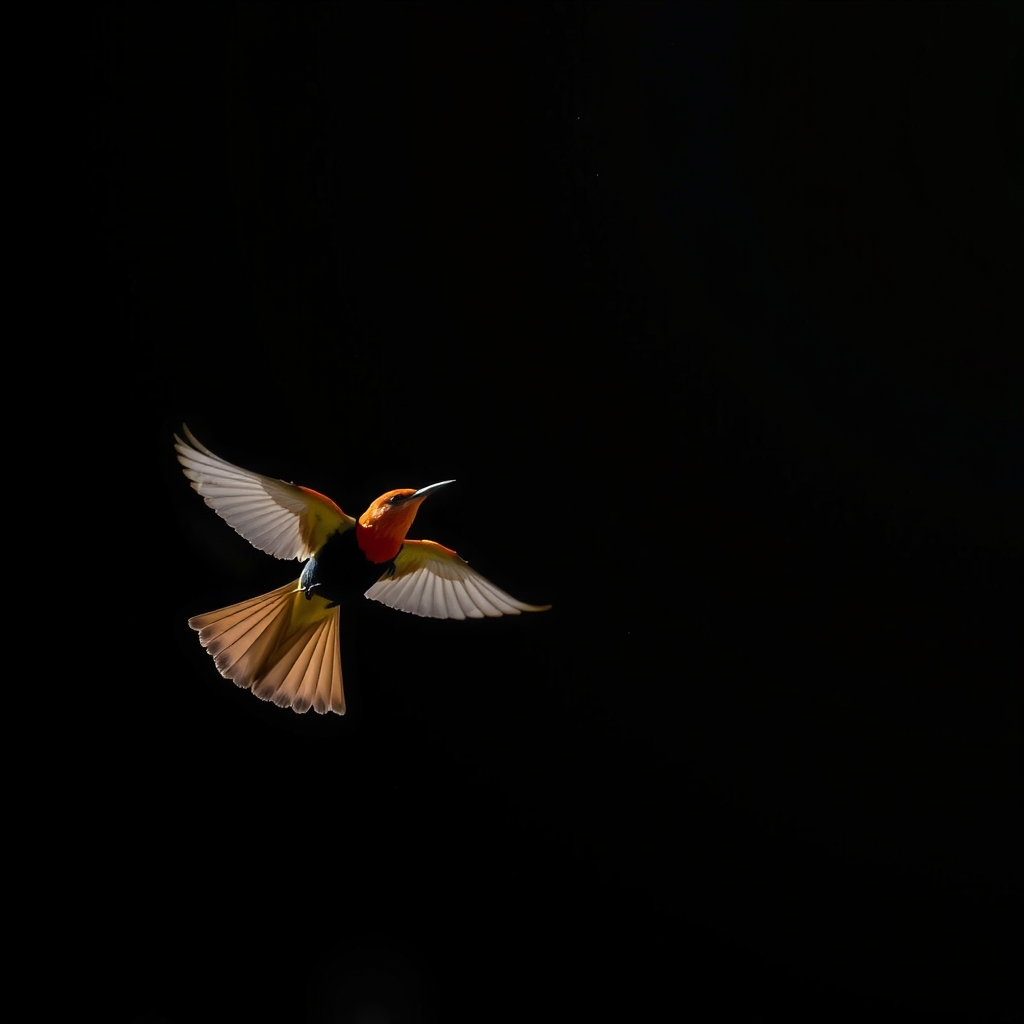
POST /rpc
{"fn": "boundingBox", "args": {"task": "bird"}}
[174,425,549,715]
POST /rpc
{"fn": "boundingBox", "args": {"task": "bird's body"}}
[175,427,549,714]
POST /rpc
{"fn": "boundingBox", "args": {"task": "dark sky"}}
[92,2,1020,1020]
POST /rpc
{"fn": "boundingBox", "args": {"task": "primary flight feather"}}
[175,426,549,714]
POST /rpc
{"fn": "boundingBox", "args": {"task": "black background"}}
[88,2,1020,1020]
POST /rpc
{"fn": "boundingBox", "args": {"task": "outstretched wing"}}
[175,425,356,560]
[364,539,550,620]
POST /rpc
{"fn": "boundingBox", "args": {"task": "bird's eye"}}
[389,493,405,505]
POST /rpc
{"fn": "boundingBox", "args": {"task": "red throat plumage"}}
[356,490,427,564]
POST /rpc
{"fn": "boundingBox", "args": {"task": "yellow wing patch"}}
[175,426,356,560]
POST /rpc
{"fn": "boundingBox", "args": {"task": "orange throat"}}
[356,521,404,565]
[356,492,426,564]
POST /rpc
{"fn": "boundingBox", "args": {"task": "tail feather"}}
[193,586,294,677]
[188,581,346,715]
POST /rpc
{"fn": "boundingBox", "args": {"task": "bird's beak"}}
[409,479,455,501]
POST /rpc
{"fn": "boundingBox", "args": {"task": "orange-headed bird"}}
[175,426,549,714]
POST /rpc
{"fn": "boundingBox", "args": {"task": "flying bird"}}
[175,426,549,715]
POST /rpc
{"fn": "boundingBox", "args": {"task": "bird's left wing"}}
[175,425,356,560]
[364,539,550,619]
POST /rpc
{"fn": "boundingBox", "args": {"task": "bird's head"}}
[357,480,455,563]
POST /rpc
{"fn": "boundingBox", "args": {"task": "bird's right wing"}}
[364,539,550,620]
[175,425,356,560]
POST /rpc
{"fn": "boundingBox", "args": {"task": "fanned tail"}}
[188,581,345,714]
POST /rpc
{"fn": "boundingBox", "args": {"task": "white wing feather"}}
[364,539,550,620]
[175,425,354,560]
